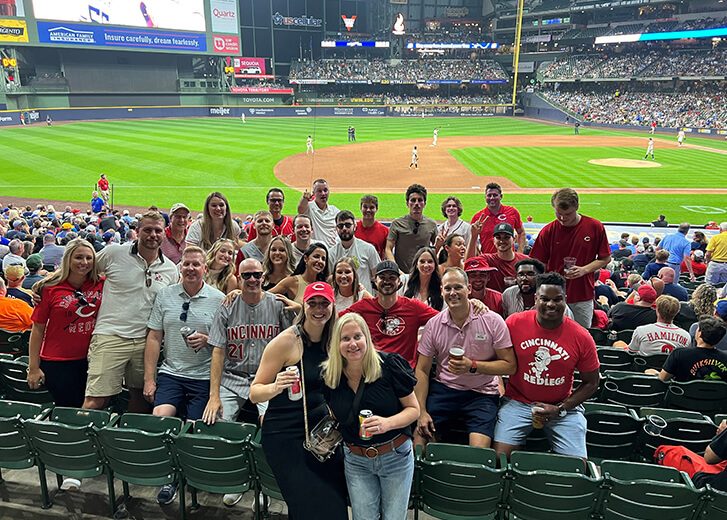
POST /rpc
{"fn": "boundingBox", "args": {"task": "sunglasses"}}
[180,301,190,322]
[413,221,420,235]
[241,271,263,280]
[145,269,152,288]
[74,290,90,307]
[336,222,353,229]
[306,300,331,309]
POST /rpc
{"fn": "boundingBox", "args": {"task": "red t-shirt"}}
[355,220,389,258]
[530,215,610,303]
[505,310,599,405]
[246,215,295,242]
[472,288,504,317]
[470,205,523,254]
[98,178,109,191]
[681,260,706,276]
[342,296,439,367]
[31,279,105,361]
[481,253,530,293]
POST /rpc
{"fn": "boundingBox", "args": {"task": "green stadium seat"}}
[0,358,54,405]
[0,328,30,356]
[249,430,284,518]
[600,370,668,409]
[588,328,613,346]
[0,353,14,360]
[416,443,505,520]
[600,460,703,520]
[616,329,635,343]
[24,407,117,513]
[699,486,727,518]
[631,353,669,372]
[584,402,641,462]
[0,400,48,483]
[597,346,635,372]
[663,380,727,416]
[636,408,717,461]
[503,451,601,520]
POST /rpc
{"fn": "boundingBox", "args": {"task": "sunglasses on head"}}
[413,221,420,234]
[74,290,89,307]
[145,269,152,287]
[180,301,189,322]
[241,271,263,280]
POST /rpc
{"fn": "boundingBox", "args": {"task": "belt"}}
[346,433,408,458]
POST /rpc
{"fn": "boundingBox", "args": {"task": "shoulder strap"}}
[295,326,310,439]
[346,376,366,426]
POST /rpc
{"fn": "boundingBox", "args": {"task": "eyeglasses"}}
[180,301,189,322]
[145,269,152,287]
[241,271,263,280]
[74,290,89,307]
[268,198,284,204]
[336,222,353,229]
[413,221,420,235]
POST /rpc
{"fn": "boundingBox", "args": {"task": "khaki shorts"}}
[85,334,145,397]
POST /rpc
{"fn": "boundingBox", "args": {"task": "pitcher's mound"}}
[588,158,662,168]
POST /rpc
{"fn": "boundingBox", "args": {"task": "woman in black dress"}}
[250,282,347,520]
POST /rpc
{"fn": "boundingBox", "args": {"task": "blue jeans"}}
[343,438,414,520]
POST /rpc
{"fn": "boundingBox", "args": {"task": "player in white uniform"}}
[644,138,655,160]
[409,145,419,169]
[431,128,439,146]
[306,135,314,155]
[240,112,246,123]
[677,129,685,147]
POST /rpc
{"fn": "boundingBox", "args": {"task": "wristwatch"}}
[469,359,478,374]
[557,404,567,418]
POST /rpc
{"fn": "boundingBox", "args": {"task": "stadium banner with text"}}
[36,21,207,52]
[210,0,239,34]
[213,34,239,54]
[230,86,294,95]
[0,18,28,42]
[595,26,727,44]
[233,57,267,76]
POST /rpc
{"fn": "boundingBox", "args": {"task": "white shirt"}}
[329,238,381,293]
[306,202,340,248]
[628,321,691,356]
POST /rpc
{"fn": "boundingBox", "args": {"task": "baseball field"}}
[1,116,725,223]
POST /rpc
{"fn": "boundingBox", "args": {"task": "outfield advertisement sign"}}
[36,21,207,52]
[0,18,28,42]
[210,0,239,34]
[230,86,293,94]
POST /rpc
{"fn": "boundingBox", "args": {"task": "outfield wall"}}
[0,104,513,127]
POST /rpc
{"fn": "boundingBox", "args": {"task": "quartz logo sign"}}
[210,0,239,34]
[272,12,322,28]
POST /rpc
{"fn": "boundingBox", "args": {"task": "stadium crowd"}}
[2,179,727,518]
[383,93,510,105]
[289,58,508,82]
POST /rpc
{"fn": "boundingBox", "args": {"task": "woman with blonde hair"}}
[185,191,240,251]
[322,313,419,520]
[27,238,104,407]
[675,283,717,330]
[332,257,371,311]
[204,238,238,294]
[262,236,296,291]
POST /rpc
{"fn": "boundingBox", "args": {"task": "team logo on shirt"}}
[584,236,591,242]
[498,214,507,221]
[377,314,405,336]
[519,339,570,386]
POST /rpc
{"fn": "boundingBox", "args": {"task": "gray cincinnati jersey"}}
[208,292,293,396]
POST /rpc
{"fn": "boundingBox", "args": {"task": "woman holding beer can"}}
[250,282,347,520]
[321,312,419,520]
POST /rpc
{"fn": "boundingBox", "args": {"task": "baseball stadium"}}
[1,0,727,519]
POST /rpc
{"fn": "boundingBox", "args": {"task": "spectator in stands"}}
[686,250,707,277]
[530,188,611,328]
[676,283,717,331]
[355,195,389,258]
[271,242,330,305]
[658,223,695,280]
[386,184,438,273]
[291,214,313,265]
[239,210,275,263]
[185,192,241,251]
[611,258,636,290]
[0,277,32,332]
[401,247,444,311]
[247,188,294,242]
[615,295,689,355]
[90,191,104,214]
[502,258,556,318]
[437,196,471,247]
[82,211,179,413]
[652,215,668,227]
[469,183,526,255]
[7,219,30,241]
[473,223,530,293]
[659,266,689,302]
[694,417,727,492]
[39,233,64,271]
[297,179,339,249]
[689,299,727,352]
[438,234,466,274]
[464,256,503,316]
[612,240,632,261]
[650,316,727,382]
[494,272,600,459]
[642,249,670,280]
[160,203,190,265]
[691,231,708,254]
[415,267,516,448]
[3,265,33,307]
[22,254,44,290]
[331,257,370,312]
[329,210,380,294]
[26,238,103,416]
[2,238,26,270]
[97,174,110,204]
[706,222,727,286]
[609,283,658,331]
[262,236,296,291]
[204,239,238,295]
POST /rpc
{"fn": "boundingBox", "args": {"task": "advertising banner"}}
[213,34,239,54]
[0,18,27,42]
[210,0,238,34]
[233,57,266,75]
[0,0,24,17]
[36,21,207,52]
[230,86,293,94]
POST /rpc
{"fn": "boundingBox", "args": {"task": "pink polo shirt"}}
[418,305,513,395]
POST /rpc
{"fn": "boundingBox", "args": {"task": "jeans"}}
[344,438,414,520]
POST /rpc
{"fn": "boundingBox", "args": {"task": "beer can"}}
[286,366,302,401]
[180,326,196,348]
[359,410,373,440]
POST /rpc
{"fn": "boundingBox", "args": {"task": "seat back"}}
[0,329,30,356]
[663,380,727,415]
[585,406,641,462]
[0,407,35,470]
[637,418,717,461]
[588,328,613,346]
[699,487,727,518]
[598,347,635,372]
[192,420,257,442]
[24,420,105,479]
[418,444,504,518]
[600,371,668,409]
[175,433,252,495]
[616,329,635,343]
[0,358,54,404]
[249,436,284,501]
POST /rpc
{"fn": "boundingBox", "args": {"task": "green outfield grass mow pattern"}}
[1,117,725,223]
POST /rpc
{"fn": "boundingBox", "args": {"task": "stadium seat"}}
[416,443,505,520]
[583,402,641,462]
[600,370,668,409]
[588,328,613,346]
[0,400,48,484]
[24,407,117,513]
[631,353,669,372]
[0,353,14,360]
[600,460,703,520]
[175,422,257,519]
[502,451,601,520]
[97,413,189,518]
[249,430,284,518]
[663,380,727,416]
[615,329,635,343]
[0,358,54,405]
[636,408,717,461]
[0,328,30,356]
[597,347,635,372]
[699,486,727,518]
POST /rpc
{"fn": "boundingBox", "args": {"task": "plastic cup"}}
[644,415,667,436]
[531,406,545,429]
[449,347,464,360]
[564,257,577,271]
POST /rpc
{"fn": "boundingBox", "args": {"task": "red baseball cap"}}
[637,284,658,304]
[303,282,335,303]
[464,257,497,273]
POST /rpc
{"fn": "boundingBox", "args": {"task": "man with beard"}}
[355,195,389,258]
[494,272,600,459]
[415,267,516,448]
[298,179,339,248]
[291,214,313,265]
[83,211,179,412]
[474,223,530,293]
[246,189,294,242]
[239,210,274,263]
[469,183,526,255]
[464,257,503,316]
[503,259,549,318]
[329,210,380,293]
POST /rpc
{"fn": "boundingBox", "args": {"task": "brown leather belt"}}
[346,434,408,458]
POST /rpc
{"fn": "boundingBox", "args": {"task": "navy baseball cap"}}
[493,223,515,237]
[375,261,399,276]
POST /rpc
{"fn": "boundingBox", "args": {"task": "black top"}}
[323,353,416,446]
[694,429,727,491]
[674,302,698,331]
[608,302,656,332]
[663,347,727,382]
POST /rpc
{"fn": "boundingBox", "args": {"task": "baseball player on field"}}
[409,145,419,169]
[306,135,314,155]
[677,129,685,147]
[644,138,655,160]
[431,128,439,146]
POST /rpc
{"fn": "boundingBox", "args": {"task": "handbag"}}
[655,444,727,478]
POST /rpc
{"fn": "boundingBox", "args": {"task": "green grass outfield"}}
[1,116,725,223]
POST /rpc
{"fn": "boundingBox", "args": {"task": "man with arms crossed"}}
[415,267,516,448]
[494,273,600,459]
